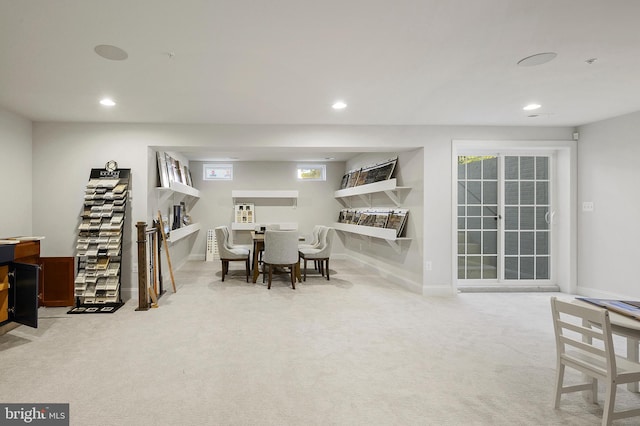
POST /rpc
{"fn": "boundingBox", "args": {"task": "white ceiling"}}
[1,1,640,132]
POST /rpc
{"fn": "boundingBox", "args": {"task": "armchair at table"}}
[298,225,322,250]
[214,226,250,282]
[263,230,299,289]
[298,227,334,281]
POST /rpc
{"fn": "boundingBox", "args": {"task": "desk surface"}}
[573,298,640,337]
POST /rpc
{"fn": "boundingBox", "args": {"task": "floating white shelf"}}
[334,179,409,207]
[168,223,201,243]
[231,222,298,231]
[232,190,298,199]
[157,181,200,198]
[333,222,410,253]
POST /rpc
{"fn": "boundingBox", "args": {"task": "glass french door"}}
[457,154,552,283]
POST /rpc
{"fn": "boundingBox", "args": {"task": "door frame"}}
[451,139,577,293]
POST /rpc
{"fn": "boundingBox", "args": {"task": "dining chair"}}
[298,225,322,250]
[298,227,334,281]
[257,224,282,266]
[214,226,250,282]
[263,230,299,289]
[550,297,640,425]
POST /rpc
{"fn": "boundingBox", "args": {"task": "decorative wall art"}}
[235,203,254,223]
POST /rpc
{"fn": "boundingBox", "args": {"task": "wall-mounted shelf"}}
[334,179,409,207]
[232,190,298,208]
[157,181,200,199]
[168,223,201,243]
[333,222,411,253]
[231,222,298,231]
[232,190,298,199]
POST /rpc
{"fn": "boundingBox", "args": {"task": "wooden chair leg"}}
[303,258,308,281]
[267,264,273,289]
[326,258,330,280]
[245,257,249,282]
[291,263,296,289]
[221,260,226,281]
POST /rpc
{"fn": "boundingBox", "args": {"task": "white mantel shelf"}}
[232,190,298,198]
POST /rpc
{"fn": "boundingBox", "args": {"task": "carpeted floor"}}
[1,259,639,425]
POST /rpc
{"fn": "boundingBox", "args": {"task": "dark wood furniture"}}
[0,240,39,329]
[41,257,74,306]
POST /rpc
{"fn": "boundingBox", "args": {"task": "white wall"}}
[342,150,424,293]
[31,122,573,298]
[188,160,346,256]
[576,111,640,299]
[0,107,32,237]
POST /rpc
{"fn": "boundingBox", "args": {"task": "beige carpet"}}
[1,259,640,425]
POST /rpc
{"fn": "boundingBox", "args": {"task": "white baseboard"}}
[339,253,423,294]
[574,286,634,300]
[458,285,560,293]
[423,285,458,297]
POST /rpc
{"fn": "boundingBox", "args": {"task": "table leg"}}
[628,337,639,392]
[252,241,260,283]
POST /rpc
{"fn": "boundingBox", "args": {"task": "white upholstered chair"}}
[214,226,250,282]
[263,230,299,289]
[298,225,322,250]
[298,227,334,281]
[550,297,640,425]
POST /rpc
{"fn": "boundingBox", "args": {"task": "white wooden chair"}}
[550,297,640,425]
[263,230,299,289]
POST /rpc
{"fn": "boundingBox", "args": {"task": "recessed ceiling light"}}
[94,44,128,61]
[332,101,347,110]
[517,52,557,67]
[523,103,541,111]
[100,98,116,107]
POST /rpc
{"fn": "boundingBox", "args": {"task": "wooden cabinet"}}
[41,257,74,307]
[0,242,39,329]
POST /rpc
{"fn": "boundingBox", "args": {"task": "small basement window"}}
[203,163,233,181]
[297,164,326,181]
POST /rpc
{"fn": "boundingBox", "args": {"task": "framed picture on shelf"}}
[355,168,369,186]
[184,166,193,186]
[156,151,170,188]
[164,153,175,184]
[346,170,360,188]
[339,173,350,189]
[175,159,184,184]
[364,158,397,185]
[386,209,409,237]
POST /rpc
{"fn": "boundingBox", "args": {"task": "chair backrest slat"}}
[550,297,617,378]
